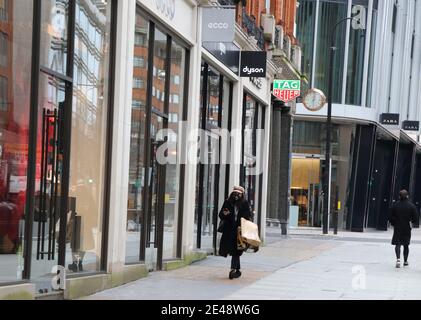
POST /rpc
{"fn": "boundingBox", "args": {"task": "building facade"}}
[0,0,283,300]
[292,0,421,232]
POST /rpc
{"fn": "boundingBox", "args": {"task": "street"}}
[84,228,421,300]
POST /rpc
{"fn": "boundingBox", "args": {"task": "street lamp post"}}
[323,16,364,235]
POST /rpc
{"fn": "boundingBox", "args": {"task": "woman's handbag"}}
[239,218,261,248]
[217,219,225,233]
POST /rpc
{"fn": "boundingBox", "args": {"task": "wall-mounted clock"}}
[302,88,327,112]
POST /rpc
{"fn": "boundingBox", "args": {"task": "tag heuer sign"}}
[273,80,301,103]
[380,113,400,125]
[403,121,420,131]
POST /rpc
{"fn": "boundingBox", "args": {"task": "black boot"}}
[229,269,236,280]
[78,261,84,272]
[68,262,78,272]
[235,270,242,278]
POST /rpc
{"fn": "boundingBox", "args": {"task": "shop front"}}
[194,44,273,253]
[346,124,420,232]
[0,0,117,293]
[291,120,356,229]
[123,0,194,271]
[194,61,233,253]
[241,89,268,234]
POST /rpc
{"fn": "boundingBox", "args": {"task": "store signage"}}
[240,51,267,78]
[154,0,176,20]
[273,80,301,103]
[402,121,420,131]
[250,77,263,89]
[203,41,240,75]
[380,113,400,125]
[202,8,235,43]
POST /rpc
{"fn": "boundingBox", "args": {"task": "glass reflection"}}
[0,0,33,283]
[66,0,112,274]
[40,0,69,74]
[314,0,347,103]
[152,29,167,114]
[126,13,149,264]
[163,41,185,260]
[346,1,368,105]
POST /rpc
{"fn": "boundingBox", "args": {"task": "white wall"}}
[107,0,136,271]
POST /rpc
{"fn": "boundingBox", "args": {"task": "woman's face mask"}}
[231,192,241,202]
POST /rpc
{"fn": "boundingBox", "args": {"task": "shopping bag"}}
[240,218,261,248]
[237,227,248,250]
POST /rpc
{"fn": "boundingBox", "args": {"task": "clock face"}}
[303,89,326,111]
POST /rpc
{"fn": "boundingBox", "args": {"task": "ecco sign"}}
[208,23,229,30]
[202,8,235,43]
[154,0,175,20]
[240,51,267,78]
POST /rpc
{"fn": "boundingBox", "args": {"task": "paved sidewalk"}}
[85,228,421,300]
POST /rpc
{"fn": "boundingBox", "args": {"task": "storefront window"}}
[40,0,69,75]
[126,12,149,264]
[152,30,167,114]
[66,0,113,273]
[0,0,33,283]
[195,62,232,252]
[291,121,355,229]
[163,40,186,260]
[196,66,221,251]
[125,11,187,267]
[242,94,259,215]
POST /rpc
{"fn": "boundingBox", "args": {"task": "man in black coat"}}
[218,186,253,280]
[389,190,418,268]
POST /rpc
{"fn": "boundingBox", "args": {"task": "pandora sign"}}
[154,0,176,20]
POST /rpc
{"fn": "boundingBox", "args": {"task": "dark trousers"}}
[231,254,241,270]
[395,245,409,262]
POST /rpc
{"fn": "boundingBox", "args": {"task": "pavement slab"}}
[84,229,421,300]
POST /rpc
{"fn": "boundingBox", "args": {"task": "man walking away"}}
[389,190,418,268]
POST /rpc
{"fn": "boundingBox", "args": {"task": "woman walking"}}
[218,186,253,280]
[389,190,418,268]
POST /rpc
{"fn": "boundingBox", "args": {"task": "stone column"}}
[268,100,292,235]
[279,106,292,235]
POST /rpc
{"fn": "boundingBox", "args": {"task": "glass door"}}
[29,0,74,293]
[291,157,322,227]
[30,72,68,293]
[143,113,166,271]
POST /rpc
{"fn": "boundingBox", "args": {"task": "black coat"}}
[218,199,252,258]
[389,199,418,246]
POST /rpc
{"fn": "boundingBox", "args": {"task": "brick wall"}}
[271,0,297,41]
[245,0,266,27]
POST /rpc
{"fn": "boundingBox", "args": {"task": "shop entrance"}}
[291,156,324,227]
[29,70,73,293]
[140,113,167,271]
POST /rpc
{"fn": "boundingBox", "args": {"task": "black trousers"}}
[231,254,241,270]
[395,245,409,262]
